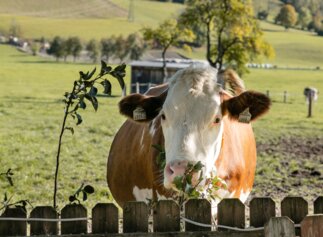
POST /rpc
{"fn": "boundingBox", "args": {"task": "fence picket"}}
[314,196,323,214]
[0,207,27,236]
[218,198,245,230]
[250,197,275,227]
[281,196,308,236]
[123,202,148,233]
[185,199,211,231]
[30,206,58,235]
[61,204,87,234]
[301,214,323,237]
[153,200,180,232]
[92,203,118,234]
[264,216,295,237]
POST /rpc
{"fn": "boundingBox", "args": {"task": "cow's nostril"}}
[165,163,174,175]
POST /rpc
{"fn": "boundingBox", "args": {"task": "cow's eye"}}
[213,117,221,124]
[161,114,166,120]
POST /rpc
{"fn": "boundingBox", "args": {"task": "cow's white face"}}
[160,67,224,189]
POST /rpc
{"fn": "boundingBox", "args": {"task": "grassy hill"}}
[0,0,183,40]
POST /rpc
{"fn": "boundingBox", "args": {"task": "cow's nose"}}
[164,160,188,188]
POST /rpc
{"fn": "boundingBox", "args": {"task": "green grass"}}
[260,21,323,67]
[0,45,129,209]
[0,0,183,41]
[1,44,322,209]
[244,68,323,140]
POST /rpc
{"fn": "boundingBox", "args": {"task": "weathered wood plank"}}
[25,230,264,237]
[92,203,118,234]
[30,206,58,235]
[281,196,308,236]
[153,200,180,232]
[301,214,323,237]
[250,197,275,227]
[123,202,149,233]
[61,204,87,234]
[314,196,323,214]
[218,198,245,230]
[185,199,211,231]
[0,207,27,236]
[264,216,295,237]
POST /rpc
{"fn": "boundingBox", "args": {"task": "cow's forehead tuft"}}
[168,66,220,95]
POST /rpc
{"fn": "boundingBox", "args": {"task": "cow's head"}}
[119,66,270,190]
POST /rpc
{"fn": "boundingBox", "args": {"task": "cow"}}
[107,65,270,215]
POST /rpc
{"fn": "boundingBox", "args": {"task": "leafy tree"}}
[297,7,312,30]
[65,37,83,62]
[47,36,65,61]
[179,0,274,75]
[127,33,146,60]
[308,10,322,33]
[142,19,195,81]
[100,36,117,63]
[114,35,129,63]
[86,39,99,63]
[275,4,298,30]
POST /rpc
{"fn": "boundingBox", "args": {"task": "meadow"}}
[0,0,322,209]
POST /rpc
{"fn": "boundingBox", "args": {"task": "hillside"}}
[0,0,184,40]
[0,0,127,18]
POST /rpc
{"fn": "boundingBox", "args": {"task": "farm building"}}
[130,51,207,93]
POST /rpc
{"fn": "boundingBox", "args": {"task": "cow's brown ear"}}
[221,91,271,122]
[119,91,167,122]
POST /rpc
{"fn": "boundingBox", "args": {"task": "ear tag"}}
[133,107,147,121]
[238,107,251,123]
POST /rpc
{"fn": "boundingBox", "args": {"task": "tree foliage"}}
[297,7,312,30]
[47,36,65,61]
[142,19,195,80]
[65,36,83,62]
[86,39,99,63]
[275,4,298,30]
[179,0,274,75]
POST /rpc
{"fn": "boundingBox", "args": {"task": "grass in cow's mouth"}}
[152,144,166,169]
[172,161,228,205]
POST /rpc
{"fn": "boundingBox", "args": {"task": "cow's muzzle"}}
[164,160,200,190]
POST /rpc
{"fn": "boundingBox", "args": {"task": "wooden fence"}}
[0,196,322,237]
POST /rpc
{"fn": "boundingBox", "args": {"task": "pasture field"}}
[0,0,183,41]
[0,45,128,209]
[0,44,322,210]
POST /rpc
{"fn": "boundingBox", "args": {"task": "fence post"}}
[314,196,323,214]
[153,200,180,232]
[283,91,287,103]
[136,82,140,94]
[281,196,308,236]
[92,203,118,234]
[30,206,58,235]
[250,197,275,227]
[0,207,27,236]
[266,90,270,97]
[218,198,245,230]
[301,214,323,237]
[185,199,211,231]
[61,204,87,234]
[264,216,295,237]
[123,202,148,233]
[308,93,313,117]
